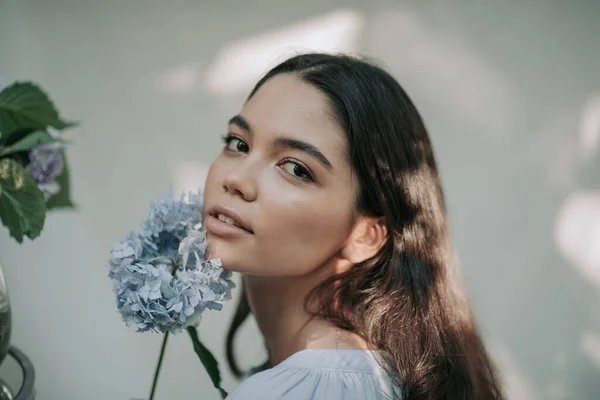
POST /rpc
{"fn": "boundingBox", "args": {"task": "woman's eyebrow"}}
[228,115,253,135]
[274,136,333,170]
[228,114,333,170]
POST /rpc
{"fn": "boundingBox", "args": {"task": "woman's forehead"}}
[240,74,348,159]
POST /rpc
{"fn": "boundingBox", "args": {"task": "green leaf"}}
[186,327,228,399]
[0,130,57,157]
[46,149,75,210]
[0,158,46,243]
[0,82,77,142]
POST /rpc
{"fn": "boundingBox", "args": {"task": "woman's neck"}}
[243,272,370,368]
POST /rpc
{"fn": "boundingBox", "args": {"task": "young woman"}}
[203,53,503,399]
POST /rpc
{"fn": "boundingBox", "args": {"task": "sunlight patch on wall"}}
[581,331,600,370]
[160,62,202,95]
[555,191,600,288]
[579,95,600,162]
[204,9,364,97]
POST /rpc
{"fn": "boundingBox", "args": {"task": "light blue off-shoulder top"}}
[225,348,404,400]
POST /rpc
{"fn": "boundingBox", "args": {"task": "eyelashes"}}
[221,134,249,153]
[279,159,313,182]
[220,134,314,182]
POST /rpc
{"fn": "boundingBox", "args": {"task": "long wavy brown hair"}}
[224,53,504,399]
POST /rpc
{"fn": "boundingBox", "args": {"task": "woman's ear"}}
[340,216,388,264]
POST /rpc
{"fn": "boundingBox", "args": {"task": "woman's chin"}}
[204,237,259,273]
[204,247,245,272]
[204,237,226,260]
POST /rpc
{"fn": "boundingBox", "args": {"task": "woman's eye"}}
[280,160,314,182]
[222,135,249,153]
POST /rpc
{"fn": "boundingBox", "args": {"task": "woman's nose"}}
[222,161,259,202]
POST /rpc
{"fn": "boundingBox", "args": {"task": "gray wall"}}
[0,0,599,399]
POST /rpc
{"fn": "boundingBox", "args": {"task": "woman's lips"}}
[207,204,253,233]
[206,214,253,238]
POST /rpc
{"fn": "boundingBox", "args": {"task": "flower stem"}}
[147,259,181,399]
[149,331,170,400]
[171,257,179,274]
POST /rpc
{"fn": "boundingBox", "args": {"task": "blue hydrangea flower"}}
[25,142,64,198]
[107,190,234,334]
[109,232,144,268]
[139,190,203,260]
[178,228,209,267]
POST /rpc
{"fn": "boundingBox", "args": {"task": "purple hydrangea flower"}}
[26,142,64,198]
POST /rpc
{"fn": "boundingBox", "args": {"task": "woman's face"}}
[203,73,358,276]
